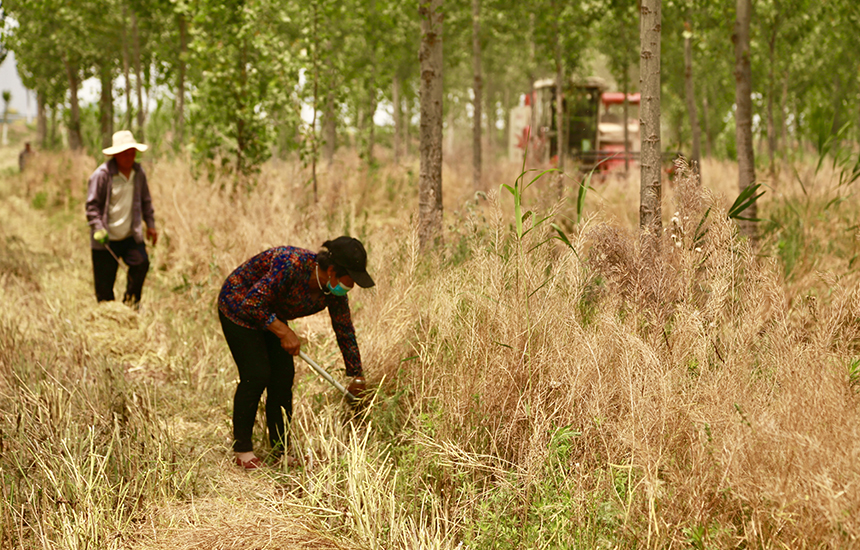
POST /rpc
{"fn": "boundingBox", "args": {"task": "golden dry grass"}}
[1,134,859,548]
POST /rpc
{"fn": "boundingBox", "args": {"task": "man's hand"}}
[347,376,366,399]
[146,227,158,245]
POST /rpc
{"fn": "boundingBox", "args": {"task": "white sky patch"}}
[0,51,36,119]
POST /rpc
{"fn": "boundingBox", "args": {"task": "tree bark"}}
[355,104,363,149]
[702,92,713,158]
[766,4,781,179]
[323,89,336,166]
[366,88,377,164]
[37,92,47,149]
[364,0,378,165]
[132,10,144,141]
[122,4,132,129]
[528,13,537,162]
[418,0,444,250]
[236,39,248,177]
[321,35,336,167]
[767,40,776,179]
[311,0,319,201]
[50,103,58,148]
[623,63,630,174]
[176,11,187,148]
[99,63,114,148]
[393,73,401,164]
[63,57,83,151]
[554,9,565,190]
[684,21,701,174]
[780,75,788,156]
[503,86,510,148]
[403,95,410,157]
[639,0,662,240]
[485,75,493,157]
[733,0,757,240]
[472,0,482,190]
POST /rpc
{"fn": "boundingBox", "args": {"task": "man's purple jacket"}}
[85,157,156,250]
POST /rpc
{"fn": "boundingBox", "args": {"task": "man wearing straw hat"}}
[85,130,158,307]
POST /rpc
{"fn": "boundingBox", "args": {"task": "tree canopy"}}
[1,0,857,171]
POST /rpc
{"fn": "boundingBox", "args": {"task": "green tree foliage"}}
[0,7,8,66]
[188,0,299,178]
[3,0,860,178]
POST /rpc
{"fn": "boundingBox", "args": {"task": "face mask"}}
[327,281,351,297]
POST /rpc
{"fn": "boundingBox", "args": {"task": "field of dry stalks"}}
[1,136,859,548]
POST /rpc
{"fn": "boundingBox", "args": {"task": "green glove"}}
[93,229,109,244]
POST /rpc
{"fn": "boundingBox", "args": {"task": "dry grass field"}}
[1,126,859,548]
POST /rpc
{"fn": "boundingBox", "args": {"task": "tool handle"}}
[298,350,357,403]
[104,243,120,262]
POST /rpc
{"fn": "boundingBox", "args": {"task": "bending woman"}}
[218,236,374,470]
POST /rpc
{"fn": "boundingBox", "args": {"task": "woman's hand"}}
[279,328,301,355]
[268,319,300,355]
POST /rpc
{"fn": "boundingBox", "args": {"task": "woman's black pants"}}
[219,311,295,454]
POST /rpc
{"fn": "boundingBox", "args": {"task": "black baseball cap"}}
[325,236,375,288]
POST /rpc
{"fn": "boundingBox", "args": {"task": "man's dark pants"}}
[91,237,150,304]
[218,310,295,455]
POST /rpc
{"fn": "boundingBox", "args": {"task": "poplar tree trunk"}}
[780,76,788,155]
[767,47,776,179]
[554,13,565,190]
[323,37,336,167]
[528,13,537,161]
[503,86,510,148]
[37,93,47,149]
[767,7,781,179]
[684,22,702,173]
[403,96,410,156]
[639,0,662,239]
[623,64,630,174]
[323,90,336,166]
[236,39,248,177]
[418,0,444,250]
[355,105,363,149]
[485,77,493,157]
[365,0,377,165]
[99,63,114,148]
[122,5,132,129]
[393,74,401,164]
[366,89,377,164]
[63,58,83,151]
[472,0,482,190]
[528,77,536,159]
[50,104,58,148]
[702,92,713,158]
[733,0,757,240]
[311,0,318,201]
[176,12,187,147]
[132,10,144,141]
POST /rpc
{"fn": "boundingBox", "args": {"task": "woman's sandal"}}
[235,455,265,471]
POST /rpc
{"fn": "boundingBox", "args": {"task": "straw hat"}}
[102,130,148,155]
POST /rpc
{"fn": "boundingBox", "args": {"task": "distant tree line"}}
[0,0,860,241]
[0,0,857,189]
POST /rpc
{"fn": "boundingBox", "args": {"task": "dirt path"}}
[130,474,346,550]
